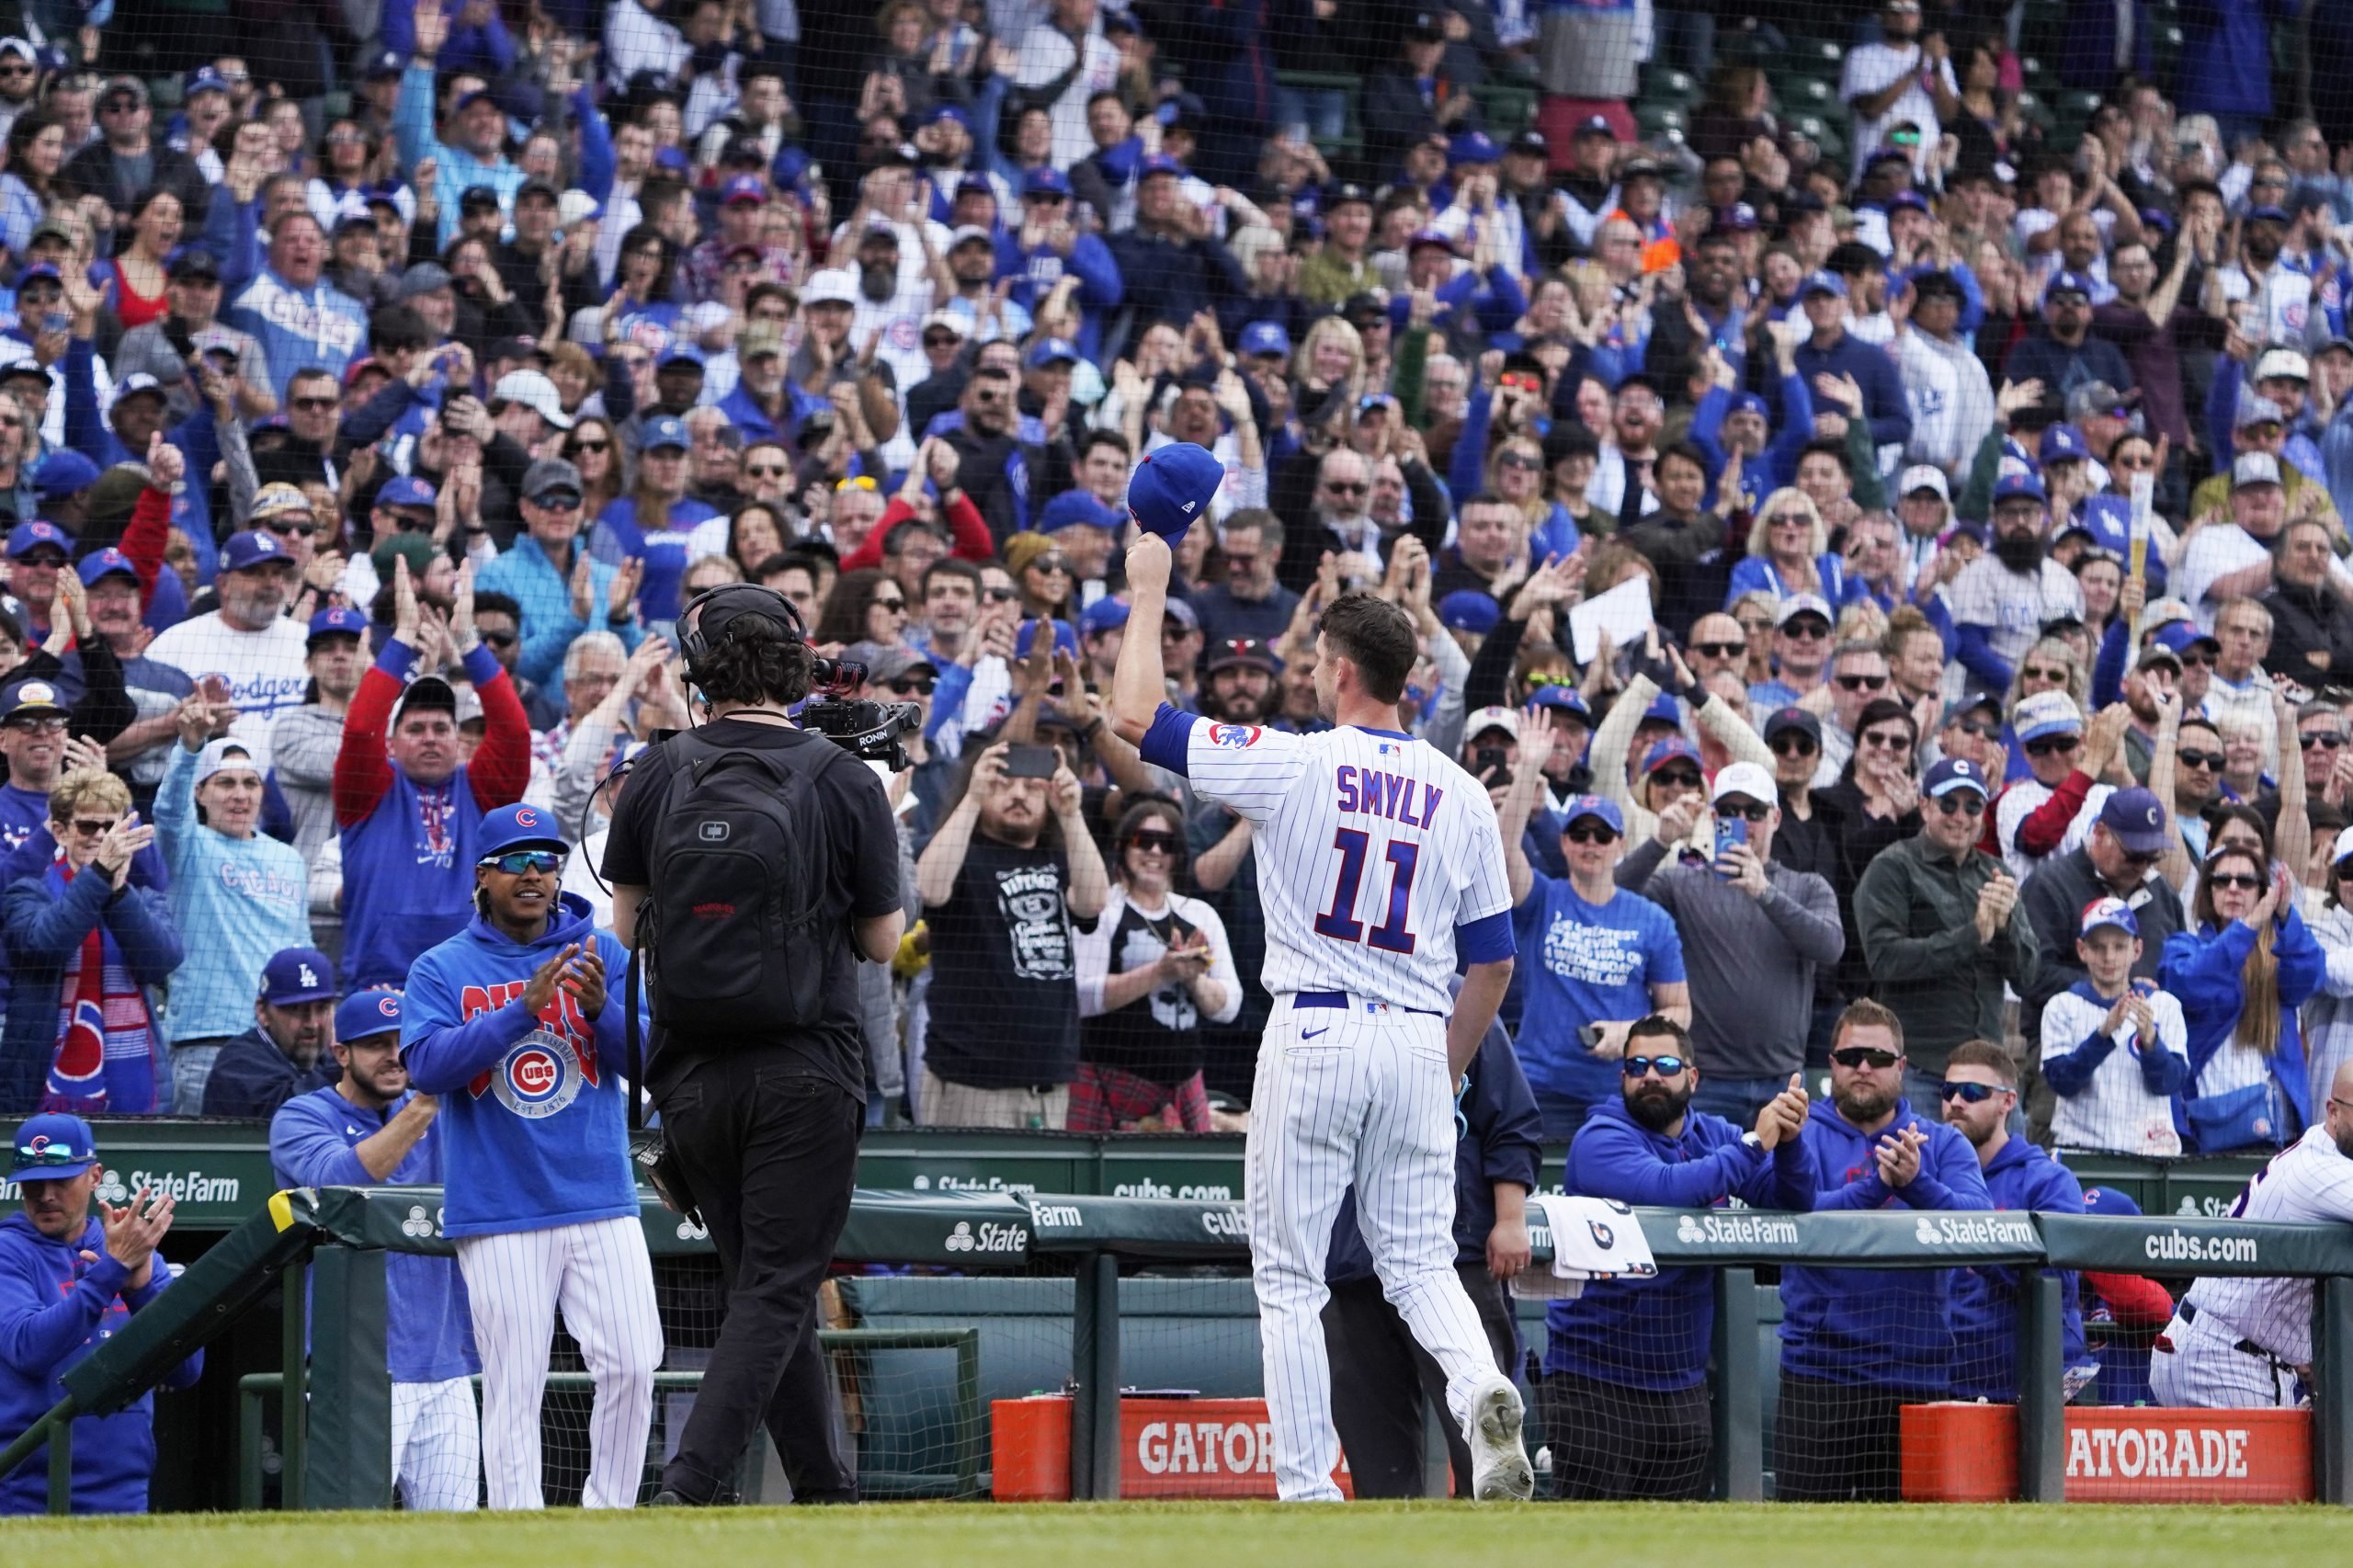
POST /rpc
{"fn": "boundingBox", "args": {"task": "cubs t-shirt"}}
[1510,873,1686,1103]
[926,836,1090,1090]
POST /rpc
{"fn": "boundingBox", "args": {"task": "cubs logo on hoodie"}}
[458,982,601,1119]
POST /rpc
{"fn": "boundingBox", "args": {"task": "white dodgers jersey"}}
[1181,719,1512,1015]
[2183,1124,2353,1363]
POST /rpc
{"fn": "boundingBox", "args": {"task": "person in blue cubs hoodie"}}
[0,1113,200,1514]
[1540,1015,1816,1500]
[1776,998,1992,1503]
[270,991,481,1511]
[400,803,659,1512]
[1939,1038,2090,1404]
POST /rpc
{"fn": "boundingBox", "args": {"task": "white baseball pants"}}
[455,1215,664,1508]
[391,1374,481,1510]
[2149,1309,2302,1409]
[1246,994,1497,1502]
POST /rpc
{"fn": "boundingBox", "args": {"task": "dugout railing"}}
[8,1188,2353,1511]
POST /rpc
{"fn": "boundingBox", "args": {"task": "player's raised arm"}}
[1110,529,1173,748]
[1111,444,1226,750]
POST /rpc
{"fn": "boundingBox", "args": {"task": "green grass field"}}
[6,1504,2353,1566]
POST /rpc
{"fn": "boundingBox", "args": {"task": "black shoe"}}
[651,1488,691,1506]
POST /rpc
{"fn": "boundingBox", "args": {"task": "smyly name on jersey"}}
[1334,764,1444,828]
[457,980,601,1095]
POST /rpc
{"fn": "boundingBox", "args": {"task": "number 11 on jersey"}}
[1313,827,1421,954]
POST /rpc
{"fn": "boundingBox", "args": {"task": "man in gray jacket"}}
[1854,756,2044,1108]
[1615,761,1844,1131]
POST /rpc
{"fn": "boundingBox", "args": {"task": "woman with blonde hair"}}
[1487,434,1581,560]
[1290,315,1365,410]
[1723,487,1862,609]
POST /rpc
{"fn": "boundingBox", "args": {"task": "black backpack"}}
[635,729,841,1037]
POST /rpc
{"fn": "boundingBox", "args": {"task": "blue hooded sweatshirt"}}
[1949,1133,2087,1402]
[400,892,644,1239]
[1546,1094,1817,1391]
[0,1210,201,1514]
[270,1085,478,1383]
[1777,1096,1992,1394]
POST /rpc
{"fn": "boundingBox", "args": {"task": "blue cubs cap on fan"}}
[2245,204,2290,224]
[1562,795,1624,834]
[76,547,139,586]
[2097,786,2170,855]
[2078,895,2140,939]
[1238,321,1292,358]
[260,947,337,1006]
[642,415,690,452]
[335,989,405,1045]
[1025,337,1080,369]
[1639,736,1701,777]
[308,605,369,643]
[5,519,66,558]
[2046,269,2097,301]
[7,1114,96,1184]
[478,802,568,858]
[375,473,437,510]
[1039,489,1120,534]
[1016,618,1079,659]
[720,174,766,206]
[1530,686,1591,721]
[1078,597,1131,637]
[2153,620,2219,657]
[1799,270,1847,300]
[1727,391,1769,420]
[1641,693,1683,729]
[1023,165,1071,199]
[1924,756,1991,799]
[1993,469,2047,505]
[1127,443,1225,541]
[1438,590,1500,634]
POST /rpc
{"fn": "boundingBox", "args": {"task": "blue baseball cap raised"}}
[477,802,568,858]
[334,989,405,1046]
[1438,589,1500,634]
[260,947,337,1006]
[1238,321,1292,358]
[1126,443,1224,542]
[1016,617,1079,660]
[8,1114,96,1184]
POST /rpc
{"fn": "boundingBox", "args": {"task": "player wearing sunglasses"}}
[1941,1038,2093,1404]
[400,801,659,1511]
[1772,998,1992,1503]
[1540,1014,1813,1500]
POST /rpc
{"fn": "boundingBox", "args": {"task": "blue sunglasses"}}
[479,850,563,876]
[1622,1055,1687,1079]
[1939,1081,2008,1104]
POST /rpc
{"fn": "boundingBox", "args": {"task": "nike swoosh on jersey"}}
[1302,1027,1329,1040]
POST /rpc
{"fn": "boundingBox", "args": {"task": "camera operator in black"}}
[602,584,904,1506]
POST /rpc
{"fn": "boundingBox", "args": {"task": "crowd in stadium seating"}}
[0,0,2347,1159]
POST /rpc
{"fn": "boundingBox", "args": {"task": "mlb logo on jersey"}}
[1207,724,1261,749]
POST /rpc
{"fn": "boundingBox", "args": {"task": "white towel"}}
[1512,1195,1661,1301]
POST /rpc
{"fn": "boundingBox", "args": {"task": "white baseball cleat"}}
[1464,1375,1533,1501]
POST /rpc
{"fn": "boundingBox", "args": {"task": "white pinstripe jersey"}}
[1181,720,1512,1015]
[2185,1124,2353,1362]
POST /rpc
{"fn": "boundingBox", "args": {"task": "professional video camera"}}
[798,661,923,770]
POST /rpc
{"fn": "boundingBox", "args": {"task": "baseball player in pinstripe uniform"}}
[402,803,663,1509]
[2150,1061,2353,1408]
[1109,446,1533,1504]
